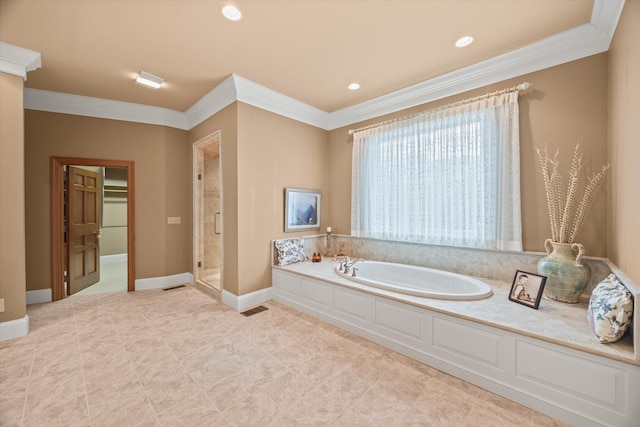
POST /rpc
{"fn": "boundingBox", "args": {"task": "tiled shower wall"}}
[203,155,221,272]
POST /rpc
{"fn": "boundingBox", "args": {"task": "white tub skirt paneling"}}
[272,268,640,427]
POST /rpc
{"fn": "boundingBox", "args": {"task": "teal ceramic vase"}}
[537,239,591,304]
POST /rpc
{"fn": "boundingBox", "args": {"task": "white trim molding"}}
[0,42,42,80]
[185,75,237,129]
[19,0,624,131]
[222,287,273,312]
[0,315,29,342]
[135,272,194,291]
[26,266,189,304]
[273,268,640,427]
[26,289,52,305]
[233,74,329,129]
[591,0,625,40]
[326,0,625,130]
[24,88,189,130]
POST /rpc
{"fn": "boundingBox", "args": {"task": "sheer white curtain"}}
[351,91,522,250]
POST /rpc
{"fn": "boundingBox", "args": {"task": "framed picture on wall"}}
[284,188,321,232]
[508,270,547,309]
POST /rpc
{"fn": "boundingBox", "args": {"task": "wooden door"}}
[67,166,101,294]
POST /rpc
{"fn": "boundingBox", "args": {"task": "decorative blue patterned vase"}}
[537,239,591,304]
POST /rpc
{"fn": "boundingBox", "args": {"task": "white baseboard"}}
[27,255,124,305]
[0,315,29,342]
[100,253,127,265]
[26,289,52,305]
[222,287,273,312]
[135,272,194,291]
[26,272,193,303]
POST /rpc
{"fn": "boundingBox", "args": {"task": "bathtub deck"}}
[273,260,636,366]
[273,260,639,426]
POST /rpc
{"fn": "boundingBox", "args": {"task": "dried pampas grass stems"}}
[535,141,609,244]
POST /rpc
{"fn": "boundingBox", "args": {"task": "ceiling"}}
[0,0,595,114]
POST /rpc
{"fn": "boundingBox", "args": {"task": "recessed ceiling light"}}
[222,5,242,21]
[348,83,360,90]
[455,36,474,48]
[135,71,164,89]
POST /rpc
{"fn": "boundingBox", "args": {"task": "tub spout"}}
[346,257,364,268]
[343,257,364,275]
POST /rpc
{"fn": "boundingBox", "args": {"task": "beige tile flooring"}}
[1,286,569,427]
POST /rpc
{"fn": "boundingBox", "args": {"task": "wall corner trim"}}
[0,315,29,342]
[184,74,238,129]
[233,74,329,129]
[222,287,273,312]
[0,41,42,80]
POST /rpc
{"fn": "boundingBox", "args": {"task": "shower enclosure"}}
[193,132,222,291]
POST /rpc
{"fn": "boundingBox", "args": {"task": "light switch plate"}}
[0,298,4,313]
[167,217,181,224]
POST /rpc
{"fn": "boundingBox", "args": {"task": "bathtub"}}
[272,260,639,426]
[336,260,492,300]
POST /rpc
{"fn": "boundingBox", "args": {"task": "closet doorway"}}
[193,132,223,292]
[51,157,135,301]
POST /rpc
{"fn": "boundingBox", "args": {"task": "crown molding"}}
[184,74,237,130]
[326,0,625,130]
[233,74,329,129]
[24,88,188,130]
[186,74,329,130]
[20,0,624,132]
[25,73,329,131]
[591,0,625,40]
[0,41,42,80]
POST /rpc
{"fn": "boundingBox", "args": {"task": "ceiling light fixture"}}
[455,36,474,48]
[222,5,242,21]
[135,71,164,89]
[348,83,360,90]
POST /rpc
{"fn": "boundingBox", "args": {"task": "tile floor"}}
[0,286,569,426]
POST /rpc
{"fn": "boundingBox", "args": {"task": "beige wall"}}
[16,14,638,301]
[188,102,329,297]
[236,103,329,295]
[189,103,240,296]
[608,0,640,285]
[163,126,193,275]
[24,111,191,291]
[329,53,609,257]
[0,72,26,322]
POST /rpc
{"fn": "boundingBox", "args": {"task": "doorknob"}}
[214,212,222,235]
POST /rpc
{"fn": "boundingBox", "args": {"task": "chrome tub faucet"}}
[343,257,364,275]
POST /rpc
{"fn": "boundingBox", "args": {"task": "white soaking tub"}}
[336,260,492,300]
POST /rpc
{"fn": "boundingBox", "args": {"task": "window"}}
[351,92,522,250]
